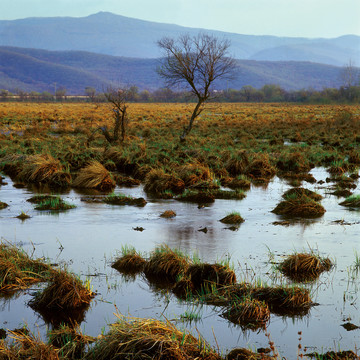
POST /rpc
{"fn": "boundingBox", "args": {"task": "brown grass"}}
[17,154,71,187]
[0,329,60,360]
[85,314,221,360]
[177,163,213,187]
[282,187,323,201]
[222,298,270,329]
[271,196,326,218]
[186,263,237,292]
[144,168,185,195]
[220,213,244,225]
[279,252,332,282]
[112,250,146,275]
[160,210,177,218]
[72,161,115,191]
[29,268,94,311]
[143,245,190,284]
[0,242,52,293]
[251,285,312,313]
[48,324,95,359]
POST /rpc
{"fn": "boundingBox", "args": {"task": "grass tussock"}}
[0,242,52,293]
[143,245,190,284]
[251,285,312,313]
[177,163,213,187]
[186,263,237,292]
[220,212,245,225]
[17,154,71,187]
[0,328,60,360]
[144,168,185,196]
[160,210,177,218]
[272,195,325,218]
[176,189,215,204]
[339,194,360,208]
[112,246,146,275]
[103,193,147,207]
[222,298,270,329]
[29,268,94,311]
[0,201,8,210]
[85,314,221,360]
[34,196,76,211]
[72,161,115,191]
[282,187,323,201]
[48,324,95,359]
[279,252,333,282]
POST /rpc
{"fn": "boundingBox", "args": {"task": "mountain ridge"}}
[0,46,345,94]
[0,12,359,65]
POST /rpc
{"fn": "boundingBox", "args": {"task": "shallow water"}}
[1,168,360,358]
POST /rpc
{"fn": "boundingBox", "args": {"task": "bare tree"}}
[157,33,236,141]
[87,87,129,146]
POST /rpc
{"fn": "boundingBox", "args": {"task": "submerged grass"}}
[34,196,76,211]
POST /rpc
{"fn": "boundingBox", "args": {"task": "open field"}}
[1,102,360,359]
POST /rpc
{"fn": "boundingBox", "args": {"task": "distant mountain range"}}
[0,12,358,94]
[0,12,359,66]
[0,46,345,94]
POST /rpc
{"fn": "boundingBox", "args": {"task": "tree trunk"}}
[180,99,204,142]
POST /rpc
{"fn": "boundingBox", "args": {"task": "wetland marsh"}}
[1,102,360,359]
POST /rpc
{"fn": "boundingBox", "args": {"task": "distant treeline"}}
[1,84,360,104]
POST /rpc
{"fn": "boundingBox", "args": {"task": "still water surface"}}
[0,168,359,357]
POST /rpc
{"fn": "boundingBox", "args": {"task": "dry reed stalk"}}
[85,314,221,360]
[72,161,115,191]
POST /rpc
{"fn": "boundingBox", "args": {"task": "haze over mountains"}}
[0,12,359,94]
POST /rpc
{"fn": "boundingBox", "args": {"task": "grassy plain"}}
[0,102,359,196]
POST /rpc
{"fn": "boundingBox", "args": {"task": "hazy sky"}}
[1,0,359,38]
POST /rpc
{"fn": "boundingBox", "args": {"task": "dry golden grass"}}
[272,196,326,218]
[17,154,71,187]
[112,250,147,275]
[279,252,332,282]
[220,213,244,225]
[29,268,94,311]
[0,329,60,360]
[143,245,190,284]
[160,210,177,218]
[144,168,185,195]
[85,314,221,360]
[72,160,115,191]
[0,242,52,293]
[222,298,270,329]
[186,263,237,291]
